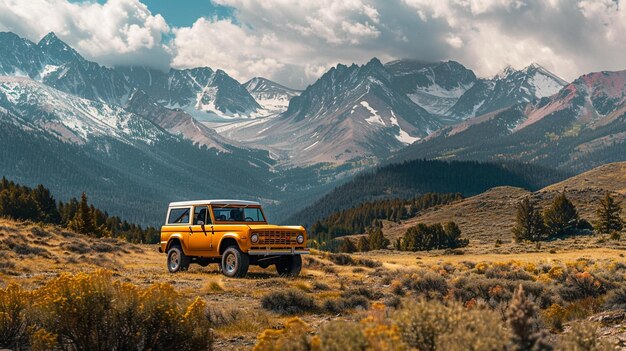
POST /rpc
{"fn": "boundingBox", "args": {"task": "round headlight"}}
[296,234,304,244]
[251,234,259,243]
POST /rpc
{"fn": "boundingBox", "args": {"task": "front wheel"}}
[221,246,249,278]
[167,245,190,273]
[275,255,302,277]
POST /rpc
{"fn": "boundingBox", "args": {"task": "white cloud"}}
[2,0,626,89]
[0,0,170,68]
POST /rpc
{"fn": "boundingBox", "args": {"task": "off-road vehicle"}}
[159,200,308,277]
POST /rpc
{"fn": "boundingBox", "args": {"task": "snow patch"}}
[529,72,564,98]
[361,101,385,126]
[390,110,419,144]
[304,141,319,151]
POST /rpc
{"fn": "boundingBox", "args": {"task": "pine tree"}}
[368,226,390,250]
[543,193,580,238]
[357,236,369,252]
[594,193,623,234]
[69,192,95,235]
[339,238,357,253]
[31,184,60,223]
[443,221,468,248]
[512,198,548,242]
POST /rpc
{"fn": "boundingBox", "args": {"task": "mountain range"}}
[1,30,625,226]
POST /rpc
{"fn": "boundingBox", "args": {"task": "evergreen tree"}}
[543,193,580,237]
[594,193,623,234]
[339,238,357,253]
[69,192,95,235]
[368,226,390,250]
[357,236,369,252]
[512,198,548,242]
[443,221,468,248]
[31,184,60,223]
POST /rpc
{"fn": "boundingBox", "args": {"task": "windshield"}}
[212,206,266,223]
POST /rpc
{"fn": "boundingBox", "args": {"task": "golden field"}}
[1,217,625,350]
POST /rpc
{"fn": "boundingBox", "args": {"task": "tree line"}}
[512,192,623,242]
[0,177,159,243]
[333,219,469,253]
[310,192,462,239]
[287,158,568,228]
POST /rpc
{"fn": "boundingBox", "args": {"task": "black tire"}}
[221,246,249,278]
[167,245,190,273]
[275,255,302,277]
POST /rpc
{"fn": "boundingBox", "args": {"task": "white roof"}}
[168,199,261,207]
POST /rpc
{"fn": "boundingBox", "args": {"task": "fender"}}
[218,233,245,253]
[165,234,187,254]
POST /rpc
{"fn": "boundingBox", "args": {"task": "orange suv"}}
[159,200,309,277]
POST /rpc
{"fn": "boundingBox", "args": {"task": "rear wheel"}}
[221,246,249,278]
[275,255,302,277]
[167,245,190,273]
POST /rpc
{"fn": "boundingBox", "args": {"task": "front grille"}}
[253,231,297,245]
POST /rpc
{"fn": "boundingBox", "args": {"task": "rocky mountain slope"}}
[392,70,626,172]
[223,58,443,165]
[244,77,300,114]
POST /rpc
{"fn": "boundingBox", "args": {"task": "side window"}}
[193,206,211,225]
[167,207,191,225]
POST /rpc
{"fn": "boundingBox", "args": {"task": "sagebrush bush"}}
[558,271,606,301]
[0,270,214,351]
[0,284,30,350]
[319,320,367,351]
[557,321,615,351]
[401,271,448,298]
[261,288,317,315]
[342,286,383,300]
[392,299,507,351]
[604,285,626,310]
[255,304,407,351]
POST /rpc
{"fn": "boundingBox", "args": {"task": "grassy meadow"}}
[1,218,625,350]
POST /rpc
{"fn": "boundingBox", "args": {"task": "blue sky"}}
[3,0,626,89]
[71,0,234,27]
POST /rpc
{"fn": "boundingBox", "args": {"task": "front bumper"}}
[248,248,310,256]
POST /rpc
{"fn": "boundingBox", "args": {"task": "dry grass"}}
[1,217,625,350]
[383,162,626,246]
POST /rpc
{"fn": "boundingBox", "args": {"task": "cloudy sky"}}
[0,0,624,89]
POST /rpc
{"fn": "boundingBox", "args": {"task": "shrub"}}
[543,303,567,332]
[0,270,214,351]
[319,320,367,351]
[327,253,355,266]
[356,257,383,268]
[604,285,626,310]
[506,285,552,351]
[261,288,317,315]
[254,317,318,351]
[393,300,507,351]
[558,321,614,351]
[401,272,448,298]
[0,284,30,350]
[61,241,91,254]
[322,296,369,314]
[33,270,213,351]
[342,286,383,300]
[558,271,605,301]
